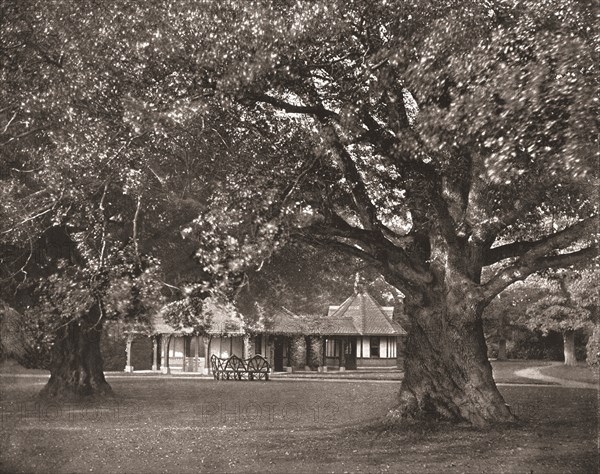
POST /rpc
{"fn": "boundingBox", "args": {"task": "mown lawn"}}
[0,375,597,473]
[539,364,599,385]
[490,359,557,384]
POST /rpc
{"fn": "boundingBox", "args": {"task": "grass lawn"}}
[0,359,48,375]
[0,375,597,473]
[0,359,559,384]
[539,364,599,385]
[273,369,403,380]
[490,359,557,385]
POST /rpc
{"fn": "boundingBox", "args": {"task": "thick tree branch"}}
[484,239,540,266]
[304,214,433,286]
[279,154,321,210]
[258,92,423,242]
[291,231,382,267]
[324,212,415,250]
[252,94,340,121]
[470,190,544,245]
[292,230,425,296]
[249,94,398,237]
[324,125,383,231]
[359,110,456,243]
[482,244,599,304]
[484,216,599,266]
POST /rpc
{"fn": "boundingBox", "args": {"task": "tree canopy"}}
[525,268,598,335]
[1,0,597,421]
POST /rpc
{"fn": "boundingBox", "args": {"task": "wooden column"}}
[243,334,255,359]
[243,335,249,358]
[203,336,210,374]
[182,337,186,372]
[268,336,275,370]
[194,336,199,372]
[124,335,134,373]
[339,338,346,371]
[161,334,171,374]
[152,336,159,371]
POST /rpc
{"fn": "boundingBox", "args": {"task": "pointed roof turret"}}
[327,290,406,336]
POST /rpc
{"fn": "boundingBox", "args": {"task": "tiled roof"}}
[264,291,406,336]
[151,291,406,337]
[151,298,245,336]
[261,311,322,335]
[261,311,360,336]
[327,292,406,336]
[316,316,361,335]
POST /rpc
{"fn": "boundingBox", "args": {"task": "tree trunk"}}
[563,330,576,366]
[388,285,515,427]
[40,304,113,399]
[586,324,600,367]
[497,338,507,360]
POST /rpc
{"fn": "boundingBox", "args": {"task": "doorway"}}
[274,337,285,371]
[345,338,357,370]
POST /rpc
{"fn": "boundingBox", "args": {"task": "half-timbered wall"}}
[356,336,397,358]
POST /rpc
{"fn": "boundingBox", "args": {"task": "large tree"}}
[179,0,598,426]
[0,0,235,396]
[483,267,598,364]
[524,268,598,366]
[2,1,597,426]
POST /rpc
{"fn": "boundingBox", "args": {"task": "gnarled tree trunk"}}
[388,276,515,427]
[563,330,576,366]
[40,304,112,398]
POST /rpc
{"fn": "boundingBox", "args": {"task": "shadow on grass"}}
[1,376,597,473]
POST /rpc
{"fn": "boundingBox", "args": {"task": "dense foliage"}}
[484,267,598,363]
[1,0,597,419]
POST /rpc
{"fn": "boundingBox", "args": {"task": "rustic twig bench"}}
[210,354,271,381]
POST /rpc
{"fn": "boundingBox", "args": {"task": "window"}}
[325,339,338,358]
[370,337,380,358]
[387,337,397,358]
[361,337,370,358]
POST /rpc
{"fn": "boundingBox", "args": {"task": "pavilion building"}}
[124,290,406,374]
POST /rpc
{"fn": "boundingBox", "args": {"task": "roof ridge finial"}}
[354,272,362,294]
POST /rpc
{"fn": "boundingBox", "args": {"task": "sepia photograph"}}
[0,1,598,472]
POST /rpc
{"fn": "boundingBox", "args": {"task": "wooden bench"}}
[210,354,270,381]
